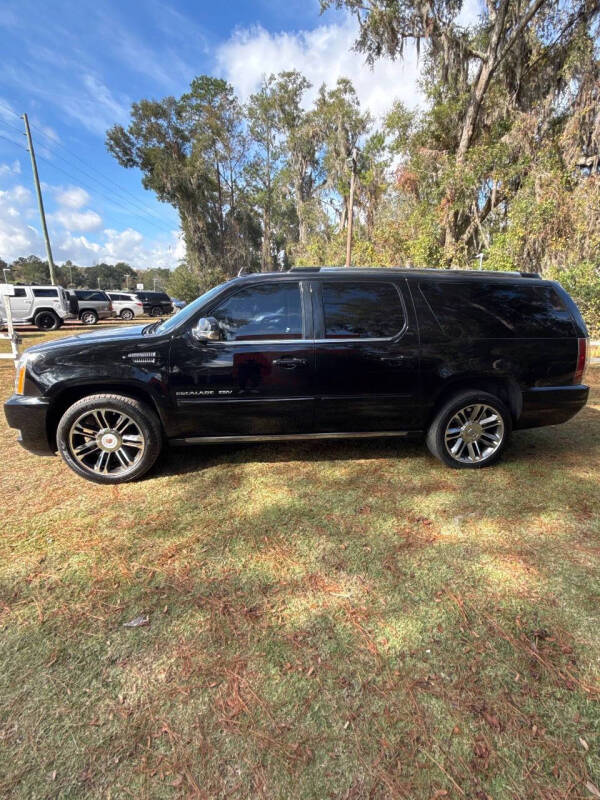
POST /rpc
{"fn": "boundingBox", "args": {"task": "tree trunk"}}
[262,206,271,272]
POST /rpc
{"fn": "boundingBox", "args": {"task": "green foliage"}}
[549,261,600,336]
[165,261,226,303]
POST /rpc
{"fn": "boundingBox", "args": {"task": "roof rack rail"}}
[519,271,539,278]
[288,266,321,272]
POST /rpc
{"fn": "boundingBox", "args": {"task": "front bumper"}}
[516,384,589,429]
[4,394,54,456]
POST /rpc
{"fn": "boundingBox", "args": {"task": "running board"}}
[170,430,412,446]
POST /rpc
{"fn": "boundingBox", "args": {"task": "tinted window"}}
[212,283,303,341]
[321,282,405,339]
[13,288,26,297]
[33,288,58,297]
[76,290,108,302]
[420,281,575,339]
[137,291,168,301]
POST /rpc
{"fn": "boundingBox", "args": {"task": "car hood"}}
[25,324,149,354]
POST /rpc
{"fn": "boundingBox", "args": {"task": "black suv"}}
[135,291,173,316]
[4,268,590,483]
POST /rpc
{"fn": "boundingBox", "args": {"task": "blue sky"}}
[0,0,442,269]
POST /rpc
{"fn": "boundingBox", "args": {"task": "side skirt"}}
[169,430,419,446]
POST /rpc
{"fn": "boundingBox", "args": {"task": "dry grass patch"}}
[0,335,599,798]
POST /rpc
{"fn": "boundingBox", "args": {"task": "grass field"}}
[1,324,599,799]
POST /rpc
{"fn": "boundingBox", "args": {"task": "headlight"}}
[14,354,27,395]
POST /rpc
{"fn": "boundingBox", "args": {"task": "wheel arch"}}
[427,375,522,427]
[46,382,166,451]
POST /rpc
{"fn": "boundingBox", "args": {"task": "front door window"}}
[211,283,303,341]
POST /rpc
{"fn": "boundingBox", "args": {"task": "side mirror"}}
[192,316,221,342]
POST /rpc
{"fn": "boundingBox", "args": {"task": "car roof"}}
[230,266,548,286]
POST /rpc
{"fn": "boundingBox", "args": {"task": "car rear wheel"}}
[150,305,162,316]
[56,394,162,484]
[34,310,60,331]
[120,308,134,321]
[426,390,511,469]
[80,310,98,325]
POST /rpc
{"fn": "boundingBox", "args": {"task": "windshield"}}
[153,282,230,334]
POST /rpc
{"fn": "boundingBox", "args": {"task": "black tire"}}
[120,308,134,321]
[34,310,60,331]
[150,305,162,317]
[56,393,163,484]
[426,390,512,469]
[80,309,98,325]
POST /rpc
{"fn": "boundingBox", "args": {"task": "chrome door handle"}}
[272,357,308,369]
[379,355,406,363]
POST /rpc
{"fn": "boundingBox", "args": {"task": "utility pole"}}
[23,113,56,285]
[345,147,357,267]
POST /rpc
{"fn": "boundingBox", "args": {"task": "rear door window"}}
[420,281,575,339]
[33,288,58,297]
[321,282,405,339]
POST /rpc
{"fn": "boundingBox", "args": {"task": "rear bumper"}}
[3,394,54,456]
[516,385,589,429]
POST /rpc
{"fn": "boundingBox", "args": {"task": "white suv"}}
[0,285,73,330]
[107,292,144,321]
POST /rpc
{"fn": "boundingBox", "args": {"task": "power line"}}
[0,122,176,236]
[0,132,27,152]
[0,102,177,234]
[28,120,174,227]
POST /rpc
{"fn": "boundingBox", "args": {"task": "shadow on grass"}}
[1,387,599,798]
[155,403,600,477]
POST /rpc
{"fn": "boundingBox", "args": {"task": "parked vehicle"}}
[69,290,114,325]
[135,291,173,316]
[5,267,590,483]
[107,292,144,320]
[171,297,187,310]
[0,284,73,330]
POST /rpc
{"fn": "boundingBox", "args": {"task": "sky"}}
[0,0,478,270]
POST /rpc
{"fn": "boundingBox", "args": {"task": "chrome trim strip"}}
[206,337,395,345]
[170,430,410,445]
[177,396,313,404]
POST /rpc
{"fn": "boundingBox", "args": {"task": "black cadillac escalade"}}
[4,267,590,483]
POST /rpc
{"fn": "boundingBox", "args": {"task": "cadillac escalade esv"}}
[4,267,590,483]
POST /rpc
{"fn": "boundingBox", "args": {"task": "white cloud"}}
[0,177,180,268]
[50,208,102,232]
[216,18,423,120]
[0,185,40,257]
[55,185,90,209]
[0,159,21,178]
[0,184,31,205]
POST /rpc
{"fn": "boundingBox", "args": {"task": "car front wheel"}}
[426,390,511,469]
[56,394,162,484]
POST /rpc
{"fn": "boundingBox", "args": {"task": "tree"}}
[166,262,202,303]
[272,71,323,247]
[106,78,259,279]
[10,255,51,285]
[135,267,172,291]
[322,0,600,263]
[246,77,285,271]
[314,78,370,231]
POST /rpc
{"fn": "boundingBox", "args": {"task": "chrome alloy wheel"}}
[444,403,505,464]
[68,408,146,476]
